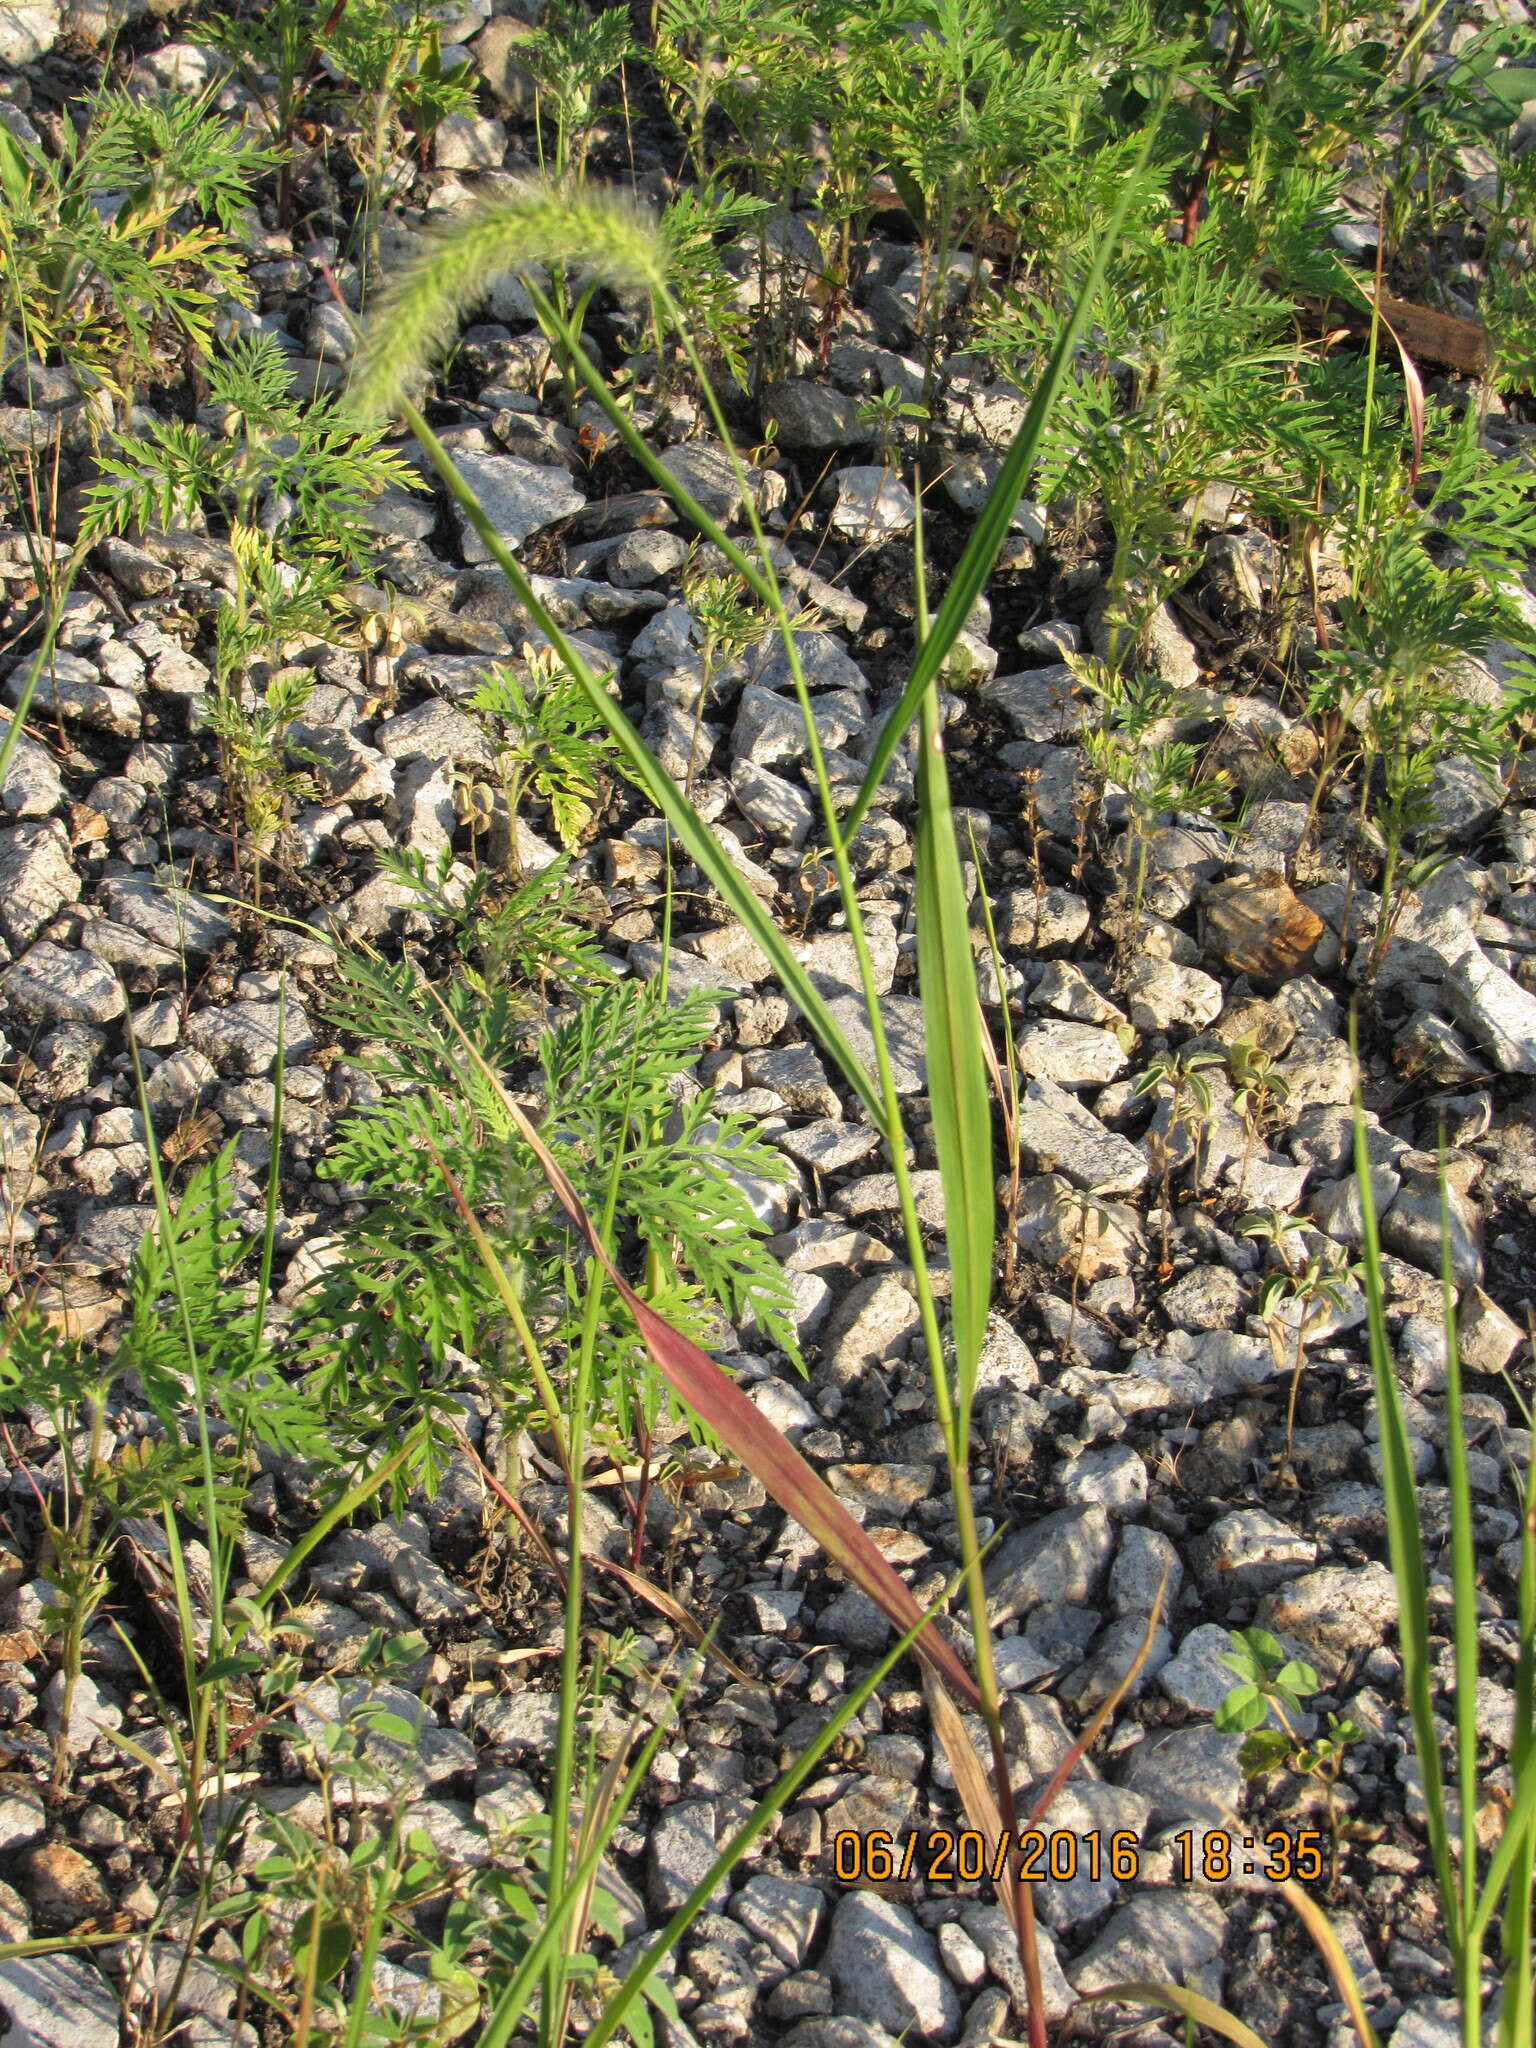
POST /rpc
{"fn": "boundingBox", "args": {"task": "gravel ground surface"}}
[2,5,1535,2046]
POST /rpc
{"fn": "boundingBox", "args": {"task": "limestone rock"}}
[825,1891,961,2042]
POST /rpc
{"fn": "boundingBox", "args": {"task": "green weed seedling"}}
[1133,1046,1224,1276]
[204,1627,484,2045]
[522,3,634,187]
[1226,1037,1293,1210]
[0,83,275,409]
[323,0,479,283]
[1243,1214,1360,1474]
[199,0,476,268]
[466,650,623,879]
[81,331,417,898]
[1077,662,1232,960]
[677,553,770,795]
[1215,1625,1362,1892]
[1214,1625,1324,1754]
[858,389,931,467]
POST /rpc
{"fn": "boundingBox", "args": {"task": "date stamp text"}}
[831,1827,1331,1887]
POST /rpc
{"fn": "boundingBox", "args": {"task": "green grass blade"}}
[1082,1984,1269,2048]
[1280,1877,1387,2048]
[396,399,890,1133]
[1351,1049,1458,1938]
[247,1431,429,1617]
[1499,1429,1535,2048]
[839,134,1163,844]
[1439,1158,1482,1980]
[475,1604,918,2048]
[474,1649,699,2048]
[341,1806,406,2048]
[914,670,993,1405]
[247,982,286,1379]
[521,274,784,617]
[578,1589,953,2048]
[0,548,86,803]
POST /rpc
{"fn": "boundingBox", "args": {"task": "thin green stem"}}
[126,1015,230,1815]
[543,1024,646,2048]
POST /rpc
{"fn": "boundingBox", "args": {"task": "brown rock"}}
[1209,994,1297,1056]
[1012,1174,1140,1281]
[24,1842,111,1931]
[1199,874,1325,983]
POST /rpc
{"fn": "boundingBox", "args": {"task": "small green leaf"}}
[1486,64,1536,107]
[197,1653,264,1686]
[1275,1659,1318,1696]
[589,1888,625,1942]
[1244,1628,1286,1664]
[0,123,33,206]
[362,1710,424,1745]
[1214,1682,1268,1733]
[1238,1729,1292,1777]
[293,1911,353,1986]
[241,1910,267,1965]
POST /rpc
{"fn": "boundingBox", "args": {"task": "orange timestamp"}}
[831,1826,1333,1888]
[832,1829,1143,1886]
[1170,1828,1330,1884]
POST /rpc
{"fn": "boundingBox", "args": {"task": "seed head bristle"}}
[349,180,666,419]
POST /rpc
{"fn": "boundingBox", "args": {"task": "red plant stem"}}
[1181,24,1248,247]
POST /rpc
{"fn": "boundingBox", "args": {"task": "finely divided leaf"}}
[428,997,981,1711]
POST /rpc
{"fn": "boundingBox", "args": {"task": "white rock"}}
[829,466,916,541]
[450,450,585,561]
[2,944,124,1025]
[1441,939,1536,1074]
[1123,958,1224,1031]
[433,112,506,168]
[985,1503,1115,1622]
[0,1955,119,2048]
[0,710,65,816]
[0,0,61,64]
[1014,1077,1148,1195]
[1256,1561,1398,1681]
[0,819,80,947]
[825,1891,961,2042]
[1068,1890,1227,1995]
[1013,1020,1128,1087]
[43,1669,122,1749]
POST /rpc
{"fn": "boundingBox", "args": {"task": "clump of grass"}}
[338,144,1164,2043]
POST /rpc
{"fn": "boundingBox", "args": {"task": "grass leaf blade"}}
[914,688,993,1404]
[1081,1983,1270,2048]
[1277,1879,1386,2048]
[1352,1042,1457,1933]
[1439,1156,1482,1971]
[841,133,1162,842]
